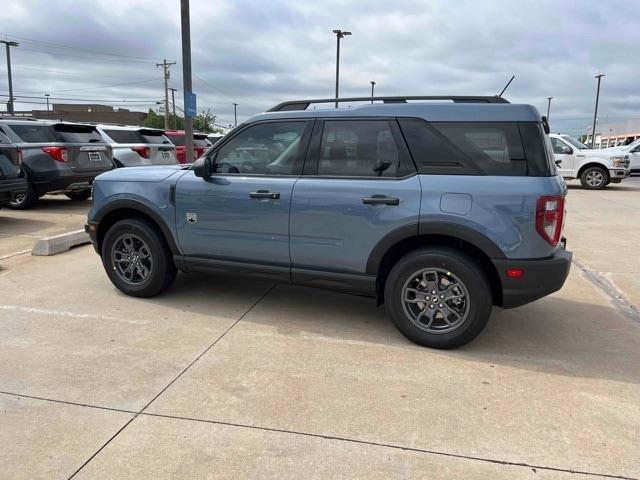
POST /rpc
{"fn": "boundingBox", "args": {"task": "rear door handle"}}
[250,190,280,200]
[362,195,399,206]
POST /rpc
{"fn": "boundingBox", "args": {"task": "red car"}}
[164,130,211,164]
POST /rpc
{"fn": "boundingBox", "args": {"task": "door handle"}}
[250,190,280,200]
[362,195,399,206]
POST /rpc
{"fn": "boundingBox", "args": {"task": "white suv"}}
[95,125,177,168]
[550,134,630,189]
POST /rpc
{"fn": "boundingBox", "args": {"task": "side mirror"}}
[193,156,211,178]
[555,159,562,166]
[563,146,573,155]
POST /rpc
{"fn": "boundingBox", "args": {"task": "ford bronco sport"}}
[86,96,571,349]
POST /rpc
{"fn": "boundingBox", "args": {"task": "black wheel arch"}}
[93,199,180,256]
[367,222,505,307]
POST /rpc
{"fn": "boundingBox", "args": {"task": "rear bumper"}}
[0,177,27,205]
[32,174,100,195]
[493,247,572,309]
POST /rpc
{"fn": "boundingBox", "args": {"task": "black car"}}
[0,130,26,208]
[0,118,113,209]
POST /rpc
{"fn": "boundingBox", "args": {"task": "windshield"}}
[561,136,588,150]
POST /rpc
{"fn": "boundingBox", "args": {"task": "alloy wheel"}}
[110,234,153,285]
[401,268,470,334]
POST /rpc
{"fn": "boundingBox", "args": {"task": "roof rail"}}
[0,115,39,121]
[268,95,509,112]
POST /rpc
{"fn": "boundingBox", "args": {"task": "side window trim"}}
[207,119,313,177]
[303,118,416,179]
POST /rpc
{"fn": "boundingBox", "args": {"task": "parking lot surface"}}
[1,180,639,479]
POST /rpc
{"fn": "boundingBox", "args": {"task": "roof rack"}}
[0,115,39,121]
[268,95,509,112]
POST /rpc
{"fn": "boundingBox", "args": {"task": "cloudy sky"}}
[1,0,638,135]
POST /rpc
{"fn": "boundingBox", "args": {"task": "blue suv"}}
[86,96,571,349]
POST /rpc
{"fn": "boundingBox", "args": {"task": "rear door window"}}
[399,119,549,176]
[315,120,413,177]
[7,124,59,143]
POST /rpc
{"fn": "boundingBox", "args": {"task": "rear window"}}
[140,129,170,144]
[399,119,551,176]
[54,124,103,143]
[8,124,59,143]
[104,129,145,144]
[194,138,209,147]
[167,134,185,146]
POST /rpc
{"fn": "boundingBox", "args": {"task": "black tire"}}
[580,165,609,189]
[65,189,92,201]
[8,181,38,210]
[101,217,176,297]
[384,247,492,349]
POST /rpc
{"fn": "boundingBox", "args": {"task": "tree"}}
[193,109,217,133]
[143,108,184,130]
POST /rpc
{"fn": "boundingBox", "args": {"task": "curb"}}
[31,230,91,256]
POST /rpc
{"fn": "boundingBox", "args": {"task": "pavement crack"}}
[65,281,278,480]
[573,258,640,324]
[139,412,638,480]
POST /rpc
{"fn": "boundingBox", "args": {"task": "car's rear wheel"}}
[385,247,492,349]
[8,181,38,210]
[65,189,92,201]
[580,166,608,189]
[101,218,176,297]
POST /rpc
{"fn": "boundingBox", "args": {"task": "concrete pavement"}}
[0,179,639,479]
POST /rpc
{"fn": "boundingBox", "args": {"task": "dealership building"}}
[586,118,640,149]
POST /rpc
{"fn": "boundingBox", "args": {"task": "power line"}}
[8,65,156,80]
[15,47,155,65]
[1,33,159,61]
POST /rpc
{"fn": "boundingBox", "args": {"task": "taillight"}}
[536,195,565,246]
[42,146,68,162]
[131,146,150,158]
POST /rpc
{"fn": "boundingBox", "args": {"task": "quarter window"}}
[212,121,307,175]
[317,120,410,177]
[399,119,537,176]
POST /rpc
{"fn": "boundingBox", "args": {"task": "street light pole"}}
[370,81,376,103]
[591,74,605,148]
[233,102,238,127]
[546,97,552,121]
[1,40,19,115]
[45,93,50,112]
[332,29,351,108]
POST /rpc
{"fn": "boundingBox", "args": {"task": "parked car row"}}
[0,117,221,209]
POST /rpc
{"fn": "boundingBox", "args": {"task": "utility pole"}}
[232,102,238,127]
[546,97,552,121]
[591,74,605,149]
[1,40,19,115]
[169,87,178,128]
[332,29,351,108]
[180,0,194,164]
[45,93,50,112]
[370,81,376,103]
[156,58,176,129]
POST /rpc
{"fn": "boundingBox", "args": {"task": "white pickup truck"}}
[549,134,630,189]
[603,137,640,175]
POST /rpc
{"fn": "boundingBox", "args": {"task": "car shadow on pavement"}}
[157,273,640,386]
[0,215,55,236]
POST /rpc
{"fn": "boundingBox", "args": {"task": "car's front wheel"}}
[101,218,176,297]
[580,165,608,189]
[385,247,492,349]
